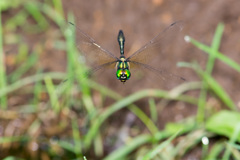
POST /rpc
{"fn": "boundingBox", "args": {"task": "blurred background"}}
[1,0,240,159]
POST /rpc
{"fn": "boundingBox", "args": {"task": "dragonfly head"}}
[116,69,131,83]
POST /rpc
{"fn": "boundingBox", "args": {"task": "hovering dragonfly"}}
[69,21,185,84]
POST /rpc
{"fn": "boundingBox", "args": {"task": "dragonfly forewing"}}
[68,22,119,69]
[127,21,184,65]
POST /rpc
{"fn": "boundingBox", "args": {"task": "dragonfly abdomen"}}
[118,30,125,55]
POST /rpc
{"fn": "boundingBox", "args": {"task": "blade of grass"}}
[223,122,240,160]
[174,129,207,158]
[0,72,65,97]
[201,136,209,159]
[129,105,159,134]
[71,117,82,157]
[52,0,64,18]
[198,23,224,123]
[149,98,158,123]
[228,143,240,150]
[5,10,28,31]
[88,81,160,136]
[65,14,95,118]
[58,140,75,153]
[180,62,236,110]
[141,130,180,160]
[104,120,195,160]
[3,156,25,160]
[42,1,65,27]
[24,1,49,32]
[208,23,224,73]
[103,131,170,160]
[44,76,60,113]
[0,9,7,108]
[9,51,38,82]
[94,132,104,157]
[0,0,23,11]
[33,70,43,108]
[206,142,224,159]
[0,136,29,144]
[28,119,41,136]
[16,42,29,63]
[200,69,236,110]
[84,89,197,149]
[185,36,240,73]
[228,143,240,159]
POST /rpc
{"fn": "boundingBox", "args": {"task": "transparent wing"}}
[85,61,117,78]
[130,61,185,83]
[68,22,119,69]
[126,21,185,84]
[127,21,184,64]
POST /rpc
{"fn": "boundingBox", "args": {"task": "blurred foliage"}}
[0,0,25,11]
[0,0,240,160]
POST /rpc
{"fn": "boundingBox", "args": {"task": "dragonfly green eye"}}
[116,69,131,82]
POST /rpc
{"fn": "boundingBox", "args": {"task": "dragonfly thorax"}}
[116,56,131,83]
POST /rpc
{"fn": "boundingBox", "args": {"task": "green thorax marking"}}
[116,56,131,83]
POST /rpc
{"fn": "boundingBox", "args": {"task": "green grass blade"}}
[0,8,7,108]
[229,143,240,150]
[129,105,159,134]
[149,98,158,122]
[52,0,64,17]
[84,89,197,149]
[88,82,161,139]
[0,72,65,97]
[201,71,236,110]
[229,143,240,159]
[24,2,49,31]
[94,132,104,157]
[208,23,224,73]
[58,140,75,152]
[198,23,224,123]
[223,122,240,159]
[5,10,28,31]
[72,117,82,156]
[186,36,240,73]
[16,43,29,63]
[9,51,38,82]
[197,84,207,123]
[44,76,60,113]
[141,130,180,160]
[42,1,65,27]
[103,131,170,160]
[181,62,236,110]
[33,70,43,108]
[0,136,29,143]
[3,156,25,160]
[211,23,224,52]
[206,142,224,160]
[65,14,95,117]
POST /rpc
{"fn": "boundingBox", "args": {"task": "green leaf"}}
[206,110,240,142]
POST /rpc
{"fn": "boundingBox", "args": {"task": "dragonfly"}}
[69,21,185,85]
